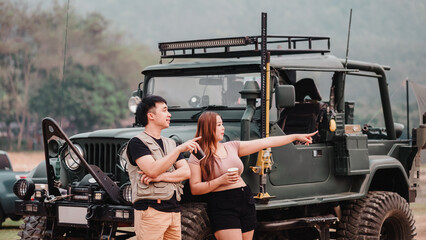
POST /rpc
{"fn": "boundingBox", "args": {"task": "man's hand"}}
[139,170,164,184]
[176,136,202,153]
[138,158,190,184]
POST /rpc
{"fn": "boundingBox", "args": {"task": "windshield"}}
[146,73,261,108]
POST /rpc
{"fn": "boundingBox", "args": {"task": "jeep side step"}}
[256,214,338,240]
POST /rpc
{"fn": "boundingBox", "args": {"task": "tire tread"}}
[337,191,416,240]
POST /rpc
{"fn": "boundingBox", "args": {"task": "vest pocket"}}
[136,180,150,196]
[153,182,172,194]
[153,182,167,188]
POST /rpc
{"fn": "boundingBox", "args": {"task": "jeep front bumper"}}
[15,200,134,227]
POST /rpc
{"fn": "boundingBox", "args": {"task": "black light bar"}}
[159,36,255,51]
[158,35,330,59]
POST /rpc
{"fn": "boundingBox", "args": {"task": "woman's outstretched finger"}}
[308,131,318,136]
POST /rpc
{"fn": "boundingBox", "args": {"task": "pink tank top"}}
[188,141,244,179]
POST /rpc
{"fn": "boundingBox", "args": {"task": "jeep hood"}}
[70,124,242,142]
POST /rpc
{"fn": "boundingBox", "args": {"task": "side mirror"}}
[394,123,404,139]
[128,89,143,114]
[275,85,295,108]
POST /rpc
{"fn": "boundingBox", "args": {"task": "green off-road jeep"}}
[14,14,426,239]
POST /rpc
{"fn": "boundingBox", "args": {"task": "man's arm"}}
[135,148,181,178]
[136,136,201,178]
[140,159,190,184]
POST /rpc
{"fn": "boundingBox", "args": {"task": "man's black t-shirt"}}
[127,135,184,212]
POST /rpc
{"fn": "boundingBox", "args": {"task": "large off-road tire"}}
[18,216,47,240]
[181,203,215,240]
[337,191,416,240]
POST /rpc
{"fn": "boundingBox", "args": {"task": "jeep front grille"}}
[76,139,126,176]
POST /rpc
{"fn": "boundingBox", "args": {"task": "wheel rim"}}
[380,215,405,240]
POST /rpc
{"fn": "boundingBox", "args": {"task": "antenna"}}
[344,9,353,68]
[59,0,70,127]
[406,78,410,140]
[334,9,353,112]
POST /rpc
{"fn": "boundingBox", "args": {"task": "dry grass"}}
[7,151,44,172]
[0,219,23,240]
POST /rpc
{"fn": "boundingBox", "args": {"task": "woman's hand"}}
[219,171,239,185]
[295,131,318,145]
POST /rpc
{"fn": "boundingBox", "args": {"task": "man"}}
[126,95,201,240]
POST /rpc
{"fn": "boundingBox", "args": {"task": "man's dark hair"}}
[136,95,167,127]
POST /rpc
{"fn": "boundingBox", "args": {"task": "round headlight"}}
[118,144,128,171]
[128,96,141,113]
[120,182,132,205]
[63,144,84,171]
[13,179,35,200]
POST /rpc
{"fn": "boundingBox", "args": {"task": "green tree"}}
[0,1,43,150]
[31,63,128,132]
[0,0,156,149]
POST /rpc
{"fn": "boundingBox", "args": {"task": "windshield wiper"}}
[190,105,229,120]
[168,105,181,109]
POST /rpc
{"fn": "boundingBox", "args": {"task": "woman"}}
[188,111,317,240]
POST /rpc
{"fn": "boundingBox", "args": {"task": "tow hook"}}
[86,205,99,220]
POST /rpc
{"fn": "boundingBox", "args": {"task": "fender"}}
[360,156,410,200]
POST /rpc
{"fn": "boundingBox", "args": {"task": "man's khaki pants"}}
[134,207,181,240]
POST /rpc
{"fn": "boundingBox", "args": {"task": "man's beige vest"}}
[126,132,184,203]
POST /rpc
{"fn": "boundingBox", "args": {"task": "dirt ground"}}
[8,151,45,172]
[413,153,426,239]
[6,151,426,239]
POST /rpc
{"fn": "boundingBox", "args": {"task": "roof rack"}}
[158,35,330,59]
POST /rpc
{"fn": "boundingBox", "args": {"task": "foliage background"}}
[0,0,425,150]
[0,0,157,150]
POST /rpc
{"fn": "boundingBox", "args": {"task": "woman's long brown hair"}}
[195,111,220,181]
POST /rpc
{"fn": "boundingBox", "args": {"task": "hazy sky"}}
[30,0,425,57]
[24,0,426,87]
[14,0,426,128]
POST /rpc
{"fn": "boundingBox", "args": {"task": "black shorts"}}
[207,186,256,233]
